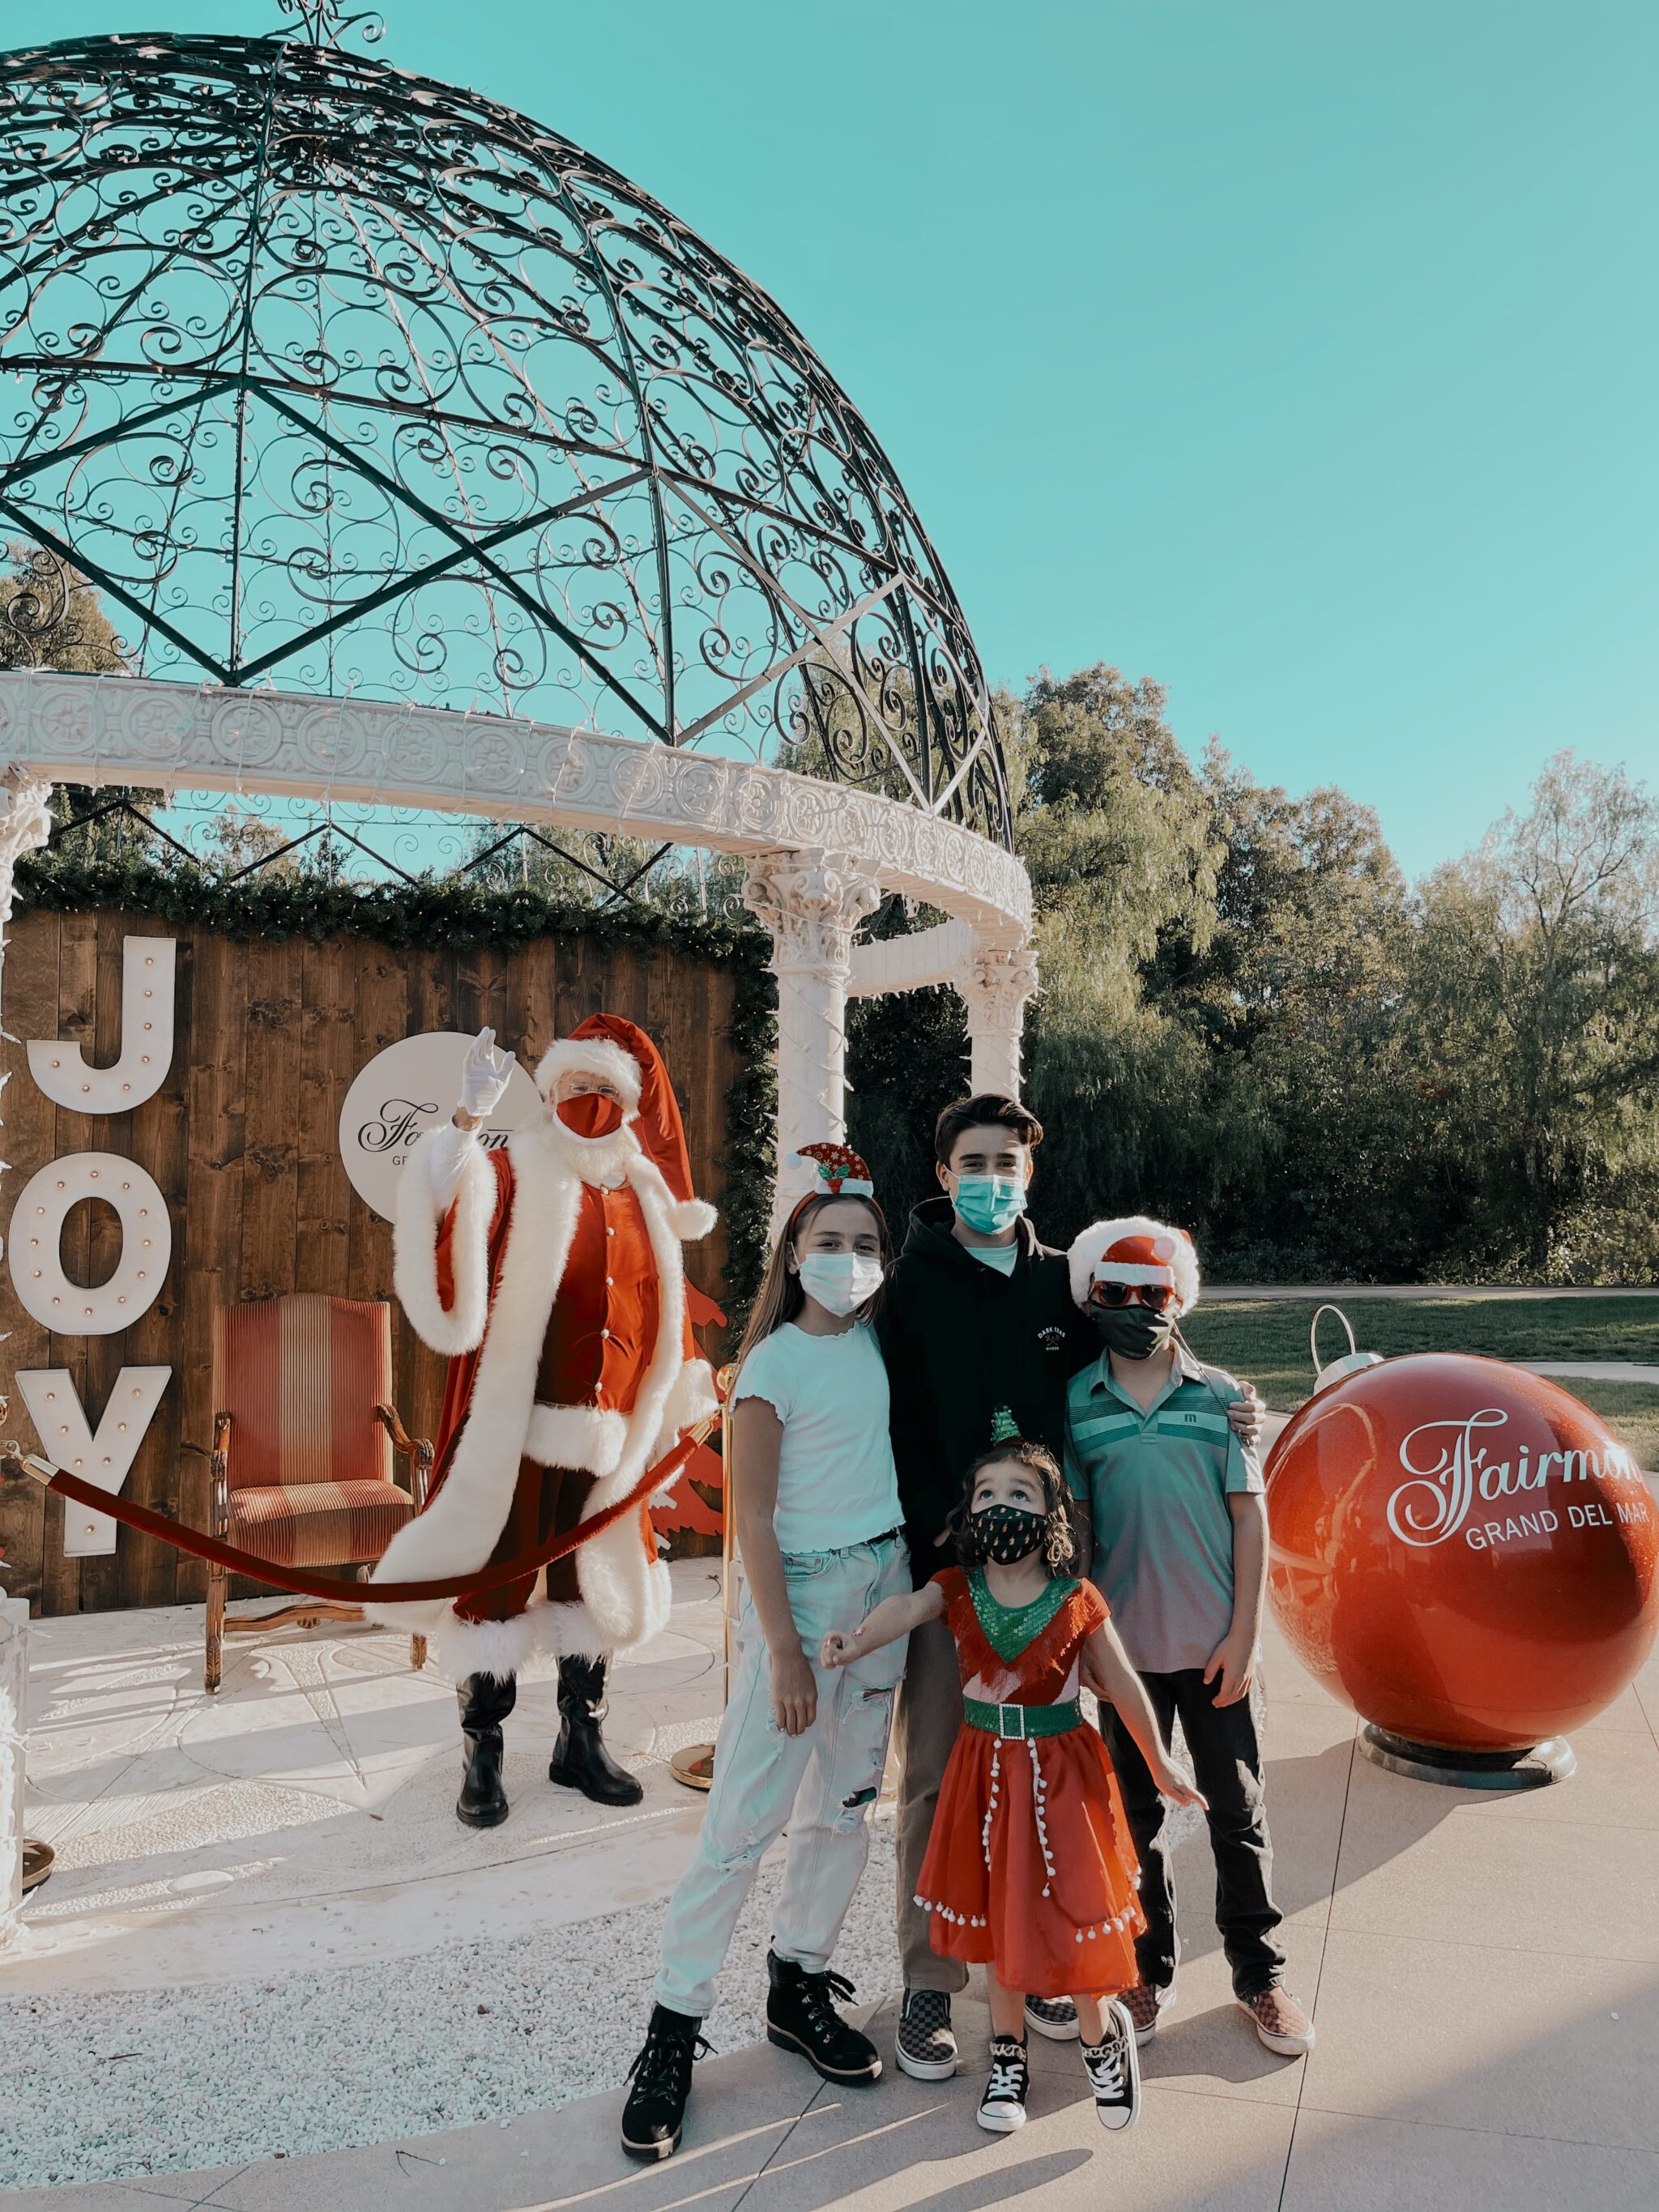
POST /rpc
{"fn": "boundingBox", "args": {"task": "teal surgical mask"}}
[953,1175,1027,1237]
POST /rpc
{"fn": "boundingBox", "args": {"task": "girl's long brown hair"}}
[735,1192,892,1370]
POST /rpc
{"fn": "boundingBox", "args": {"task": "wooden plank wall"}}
[0,909,740,1614]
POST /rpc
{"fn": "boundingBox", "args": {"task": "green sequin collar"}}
[967,1567,1075,1664]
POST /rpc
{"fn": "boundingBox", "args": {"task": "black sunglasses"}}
[1089,1280,1177,1315]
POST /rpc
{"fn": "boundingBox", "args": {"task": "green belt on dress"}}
[962,1695,1084,1741]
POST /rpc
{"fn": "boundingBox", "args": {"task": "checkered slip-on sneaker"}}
[895,1988,958,2081]
[1120,1979,1174,2046]
[1241,1985,1316,2055]
[1023,1993,1080,2041]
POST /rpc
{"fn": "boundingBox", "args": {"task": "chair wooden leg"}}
[205,1565,226,1694]
[410,1634,428,1673]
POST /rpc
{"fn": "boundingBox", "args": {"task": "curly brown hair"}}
[945,1438,1079,1575]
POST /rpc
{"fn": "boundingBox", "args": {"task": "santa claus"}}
[366,1013,719,1825]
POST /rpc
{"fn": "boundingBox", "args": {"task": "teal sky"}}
[43,2,1659,876]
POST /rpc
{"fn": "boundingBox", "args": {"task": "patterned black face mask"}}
[967,1502,1048,1565]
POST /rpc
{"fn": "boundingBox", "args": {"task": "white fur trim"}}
[569,1151,700,1643]
[524,1403,627,1477]
[1067,1216,1201,1316]
[667,1196,717,1239]
[429,1604,544,1681]
[393,1140,496,1356]
[369,1131,586,1634]
[532,1036,642,1110]
[654,1358,720,1462]
[527,1112,641,1189]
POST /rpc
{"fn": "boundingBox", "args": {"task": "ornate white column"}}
[953,939,1040,1098]
[743,847,881,1224]
[0,768,51,1947]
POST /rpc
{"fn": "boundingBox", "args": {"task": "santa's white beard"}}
[527,1108,641,1188]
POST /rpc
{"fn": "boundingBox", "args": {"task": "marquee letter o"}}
[5,1153,173,1335]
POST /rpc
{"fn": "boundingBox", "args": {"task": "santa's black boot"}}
[456,1670,516,1828]
[549,1653,643,1807]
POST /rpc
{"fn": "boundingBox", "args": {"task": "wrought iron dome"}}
[0,13,1013,849]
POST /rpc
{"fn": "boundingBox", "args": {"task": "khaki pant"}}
[893,1613,967,1993]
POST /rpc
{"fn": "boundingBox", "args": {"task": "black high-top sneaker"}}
[455,1670,516,1828]
[1081,1999,1142,2132]
[764,1953,882,2084]
[976,2035,1030,2133]
[620,2004,708,2162]
[549,1653,644,1808]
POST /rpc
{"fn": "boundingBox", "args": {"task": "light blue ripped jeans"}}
[653,1532,911,2018]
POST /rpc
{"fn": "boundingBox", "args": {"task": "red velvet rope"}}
[29,1435,698,1605]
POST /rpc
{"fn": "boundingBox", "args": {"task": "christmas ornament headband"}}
[786,1142,881,1233]
[989,1405,1024,1447]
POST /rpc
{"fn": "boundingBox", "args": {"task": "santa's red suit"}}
[367,1013,719,1821]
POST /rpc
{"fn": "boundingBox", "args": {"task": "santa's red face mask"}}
[555,1089,625,1139]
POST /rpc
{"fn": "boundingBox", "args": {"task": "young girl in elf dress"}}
[823,1430,1204,2136]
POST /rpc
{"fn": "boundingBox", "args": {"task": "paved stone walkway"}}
[12,1533,1659,2211]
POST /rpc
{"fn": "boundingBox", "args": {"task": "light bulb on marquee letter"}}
[15,1367,170,1557]
[5,1153,173,1334]
[27,936,176,1113]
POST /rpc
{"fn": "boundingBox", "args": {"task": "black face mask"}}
[1092,1304,1177,1361]
[967,1502,1047,1565]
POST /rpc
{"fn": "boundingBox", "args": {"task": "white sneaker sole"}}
[1024,2005,1081,2043]
[976,2102,1027,2133]
[1240,2000,1316,2056]
[895,2044,958,2082]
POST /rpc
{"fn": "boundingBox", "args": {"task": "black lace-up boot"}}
[455,1670,516,1828]
[548,1652,643,1807]
[620,2004,708,2161]
[764,1952,882,2084]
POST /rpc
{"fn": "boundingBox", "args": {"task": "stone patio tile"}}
[1448,1718,1659,1832]
[197,2040,817,2212]
[1328,1762,1659,1962]
[739,2076,1294,2210]
[1280,2106,1659,2212]
[1303,1927,1658,2150]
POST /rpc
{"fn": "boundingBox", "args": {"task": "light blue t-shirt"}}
[966,1240,1018,1276]
[732,1322,902,1554]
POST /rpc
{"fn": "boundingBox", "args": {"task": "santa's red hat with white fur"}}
[1067,1215,1201,1317]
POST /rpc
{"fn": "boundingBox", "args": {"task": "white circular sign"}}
[338,1031,541,1221]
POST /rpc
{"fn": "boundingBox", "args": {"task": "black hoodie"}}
[878,1196,1098,1585]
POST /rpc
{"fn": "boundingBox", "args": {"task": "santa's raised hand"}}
[458,1025,516,1120]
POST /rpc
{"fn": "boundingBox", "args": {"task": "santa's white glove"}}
[458,1026,516,1119]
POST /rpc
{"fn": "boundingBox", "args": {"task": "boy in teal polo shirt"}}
[1063,1217,1315,2061]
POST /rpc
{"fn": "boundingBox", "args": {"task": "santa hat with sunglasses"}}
[1067,1215,1201,1318]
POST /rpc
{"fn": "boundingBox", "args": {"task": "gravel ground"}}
[0,1822,908,2189]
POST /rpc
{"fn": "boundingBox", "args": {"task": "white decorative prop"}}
[27,936,176,1112]
[6,1154,173,1334]
[0,1595,24,1948]
[339,1030,542,1221]
[15,1368,171,1558]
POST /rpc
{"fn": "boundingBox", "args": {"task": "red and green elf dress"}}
[915,1567,1145,2000]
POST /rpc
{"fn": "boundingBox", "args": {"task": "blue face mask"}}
[953,1175,1027,1237]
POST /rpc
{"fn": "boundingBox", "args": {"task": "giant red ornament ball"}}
[1265,1353,1658,1751]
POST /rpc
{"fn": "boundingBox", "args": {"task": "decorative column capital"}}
[953,940,1039,1031]
[741,846,882,979]
[0,768,52,871]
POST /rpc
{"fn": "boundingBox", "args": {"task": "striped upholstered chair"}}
[205,1294,433,1691]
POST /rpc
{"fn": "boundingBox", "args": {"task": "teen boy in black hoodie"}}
[879,1093,1261,2079]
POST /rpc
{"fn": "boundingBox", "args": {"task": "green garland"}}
[15,850,778,1314]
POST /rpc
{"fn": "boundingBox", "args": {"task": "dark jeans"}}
[1101,1668,1286,2001]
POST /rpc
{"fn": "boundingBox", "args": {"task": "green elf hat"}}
[989,1405,1023,1446]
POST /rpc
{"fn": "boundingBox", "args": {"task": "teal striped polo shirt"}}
[1064,1344,1264,1674]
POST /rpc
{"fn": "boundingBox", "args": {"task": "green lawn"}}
[1181,1297,1659,1470]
